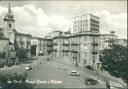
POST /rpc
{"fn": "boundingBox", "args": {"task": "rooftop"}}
[73,14,100,19]
[16,32,32,37]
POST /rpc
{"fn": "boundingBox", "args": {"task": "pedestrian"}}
[36,62,38,66]
[106,80,110,89]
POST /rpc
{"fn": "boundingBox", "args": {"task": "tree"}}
[17,48,27,63]
[100,44,128,88]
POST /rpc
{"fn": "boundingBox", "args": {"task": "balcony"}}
[92,51,98,55]
[62,43,69,46]
[92,42,98,46]
[71,42,79,45]
[62,49,69,52]
[47,43,53,46]
[70,49,79,53]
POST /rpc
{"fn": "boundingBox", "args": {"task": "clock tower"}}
[3,3,15,44]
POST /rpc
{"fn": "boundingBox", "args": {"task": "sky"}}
[0,1,127,38]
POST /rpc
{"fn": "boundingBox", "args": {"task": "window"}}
[84,37,87,42]
[9,24,11,27]
[0,33,3,37]
[93,38,96,42]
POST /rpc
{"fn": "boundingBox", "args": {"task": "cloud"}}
[94,10,127,39]
[0,4,127,39]
[0,4,71,37]
[0,6,7,15]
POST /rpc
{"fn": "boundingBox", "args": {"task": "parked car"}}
[57,67,61,69]
[85,78,99,85]
[69,71,80,77]
[25,65,32,71]
[86,66,94,71]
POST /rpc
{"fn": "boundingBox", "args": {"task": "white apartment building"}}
[72,14,99,33]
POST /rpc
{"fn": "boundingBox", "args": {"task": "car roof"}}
[71,71,77,72]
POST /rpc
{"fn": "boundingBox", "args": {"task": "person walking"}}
[106,80,110,89]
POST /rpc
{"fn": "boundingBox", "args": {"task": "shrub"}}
[0,72,35,89]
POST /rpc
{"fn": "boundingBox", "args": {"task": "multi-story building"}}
[31,37,53,57]
[73,14,99,33]
[52,31,70,60]
[115,39,127,47]
[37,37,53,56]
[31,37,39,56]
[70,14,100,69]
[15,32,32,59]
[0,35,9,63]
[99,31,118,50]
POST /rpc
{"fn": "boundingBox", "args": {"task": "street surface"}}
[0,56,127,89]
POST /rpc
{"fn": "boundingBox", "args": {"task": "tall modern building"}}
[70,14,100,69]
[72,14,99,33]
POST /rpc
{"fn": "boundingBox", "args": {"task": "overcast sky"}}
[0,1,127,38]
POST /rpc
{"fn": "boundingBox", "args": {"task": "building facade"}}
[99,31,118,50]
[3,4,15,45]
[15,32,32,59]
[70,14,100,69]
[0,37,9,63]
[31,37,53,57]
[72,14,99,33]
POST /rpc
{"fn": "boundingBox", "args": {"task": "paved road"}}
[26,57,105,88]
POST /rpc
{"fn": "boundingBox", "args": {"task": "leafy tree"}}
[100,44,128,88]
[17,48,27,63]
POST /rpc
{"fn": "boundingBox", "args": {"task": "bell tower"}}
[3,3,15,44]
[4,3,15,29]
